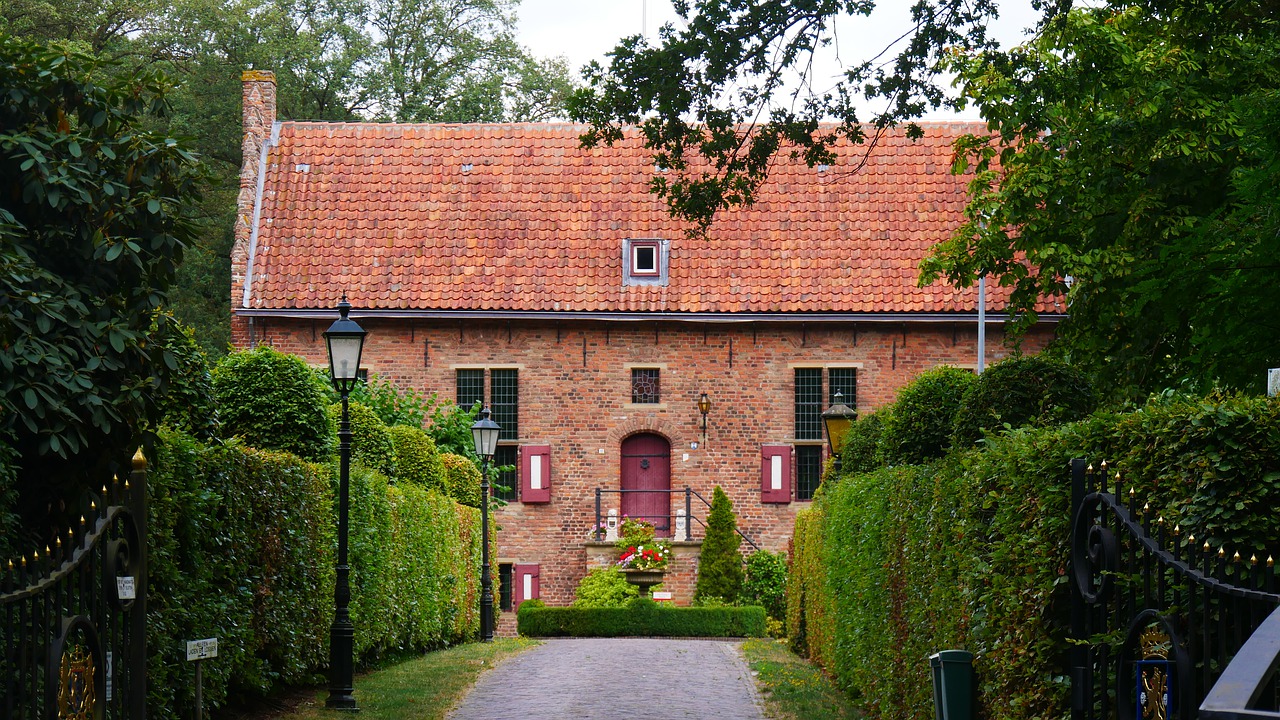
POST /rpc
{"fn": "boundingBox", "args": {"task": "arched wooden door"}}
[620,433,672,536]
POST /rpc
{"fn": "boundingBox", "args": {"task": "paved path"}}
[447,638,766,720]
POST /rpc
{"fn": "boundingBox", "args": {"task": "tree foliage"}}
[923,2,1280,396]
[694,485,744,604]
[0,36,204,518]
[568,0,1006,232]
[879,366,975,465]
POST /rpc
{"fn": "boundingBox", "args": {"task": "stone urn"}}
[621,569,665,598]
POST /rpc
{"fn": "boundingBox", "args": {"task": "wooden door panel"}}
[620,433,672,535]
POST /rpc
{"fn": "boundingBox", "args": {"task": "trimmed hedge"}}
[388,424,446,492]
[952,354,1095,447]
[518,599,767,638]
[147,428,481,718]
[788,392,1280,720]
[441,452,481,507]
[212,346,334,462]
[329,400,396,479]
[879,366,975,465]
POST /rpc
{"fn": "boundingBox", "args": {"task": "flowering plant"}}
[614,517,671,571]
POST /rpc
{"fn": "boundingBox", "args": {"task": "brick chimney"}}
[231,69,276,319]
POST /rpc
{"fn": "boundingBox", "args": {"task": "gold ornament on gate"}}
[58,643,95,720]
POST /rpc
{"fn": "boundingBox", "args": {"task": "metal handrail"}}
[593,487,760,551]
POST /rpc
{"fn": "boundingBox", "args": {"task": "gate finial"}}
[132,447,147,471]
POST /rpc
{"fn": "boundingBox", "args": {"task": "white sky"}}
[514,0,1043,120]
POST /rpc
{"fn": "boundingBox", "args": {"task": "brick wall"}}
[229,314,1052,605]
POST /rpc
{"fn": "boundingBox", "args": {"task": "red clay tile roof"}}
[243,122,1051,316]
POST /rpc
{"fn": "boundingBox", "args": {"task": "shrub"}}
[426,398,481,462]
[840,410,886,474]
[344,373,433,428]
[952,354,1095,447]
[387,425,445,492]
[572,567,639,608]
[329,400,396,478]
[146,429,482,718]
[440,452,481,507]
[695,486,744,604]
[743,549,787,622]
[518,598,767,638]
[153,313,218,439]
[212,346,333,462]
[879,366,976,465]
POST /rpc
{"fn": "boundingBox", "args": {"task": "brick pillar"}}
[232,69,276,337]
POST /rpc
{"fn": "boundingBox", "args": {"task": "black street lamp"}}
[324,297,366,711]
[470,405,501,642]
[822,391,857,474]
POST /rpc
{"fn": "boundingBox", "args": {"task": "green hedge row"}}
[791,392,1280,720]
[518,599,767,638]
[147,428,481,718]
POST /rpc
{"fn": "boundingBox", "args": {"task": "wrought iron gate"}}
[1,450,148,719]
[1069,458,1280,720]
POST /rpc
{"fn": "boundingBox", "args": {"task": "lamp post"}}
[323,297,366,711]
[470,405,501,642]
[822,391,857,474]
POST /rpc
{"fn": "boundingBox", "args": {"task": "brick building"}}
[231,71,1060,607]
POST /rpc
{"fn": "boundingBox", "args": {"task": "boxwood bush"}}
[518,598,767,638]
[787,392,1280,720]
[572,567,639,608]
[147,428,481,718]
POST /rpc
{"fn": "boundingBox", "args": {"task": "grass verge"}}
[242,638,539,720]
[742,638,863,720]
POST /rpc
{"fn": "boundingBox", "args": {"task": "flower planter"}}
[621,569,666,598]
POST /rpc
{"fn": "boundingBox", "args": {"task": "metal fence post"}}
[684,488,692,541]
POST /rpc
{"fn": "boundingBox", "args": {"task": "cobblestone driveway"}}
[447,638,766,720]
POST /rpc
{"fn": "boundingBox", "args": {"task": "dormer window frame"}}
[623,238,670,286]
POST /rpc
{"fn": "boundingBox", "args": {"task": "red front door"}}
[620,433,672,536]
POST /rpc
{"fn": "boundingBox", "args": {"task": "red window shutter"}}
[519,445,552,503]
[760,445,792,503]
[513,563,540,610]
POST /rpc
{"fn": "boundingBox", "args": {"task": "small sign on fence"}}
[117,576,136,601]
[186,638,218,661]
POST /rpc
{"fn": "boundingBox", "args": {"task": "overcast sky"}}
[514,0,1042,120]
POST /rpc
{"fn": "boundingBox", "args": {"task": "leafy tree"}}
[211,345,334,461]
[568,0,1010,232]
[695,485,744,604]
[153,313,219,439]
[0,37,204,527]
[922,2,1280,396]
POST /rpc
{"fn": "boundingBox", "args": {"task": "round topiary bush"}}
[879,365,976,465]
[212,345,334,462]
[840,410,886,475]
[951,354,1096,447]
[387,425,445,492]
[329,400,396,478]
[440,453,481,507]
[572,567,640,608]
[695,485,744,604]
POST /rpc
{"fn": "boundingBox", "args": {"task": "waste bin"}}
[930,650,974,720]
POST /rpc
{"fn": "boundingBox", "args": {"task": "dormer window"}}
[623,238,669,286]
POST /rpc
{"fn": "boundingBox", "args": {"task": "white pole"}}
[977,276,986,374]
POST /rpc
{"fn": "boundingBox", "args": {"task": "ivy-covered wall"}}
[147,428,480,718]
[788,392,1280,720]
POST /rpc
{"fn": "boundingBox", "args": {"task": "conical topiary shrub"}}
[695,485,744,604]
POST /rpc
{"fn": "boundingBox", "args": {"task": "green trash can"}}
[929,650,974,720]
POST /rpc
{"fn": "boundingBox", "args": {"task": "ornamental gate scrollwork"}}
[1068,459,1279,720]
[1,452,148,719]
